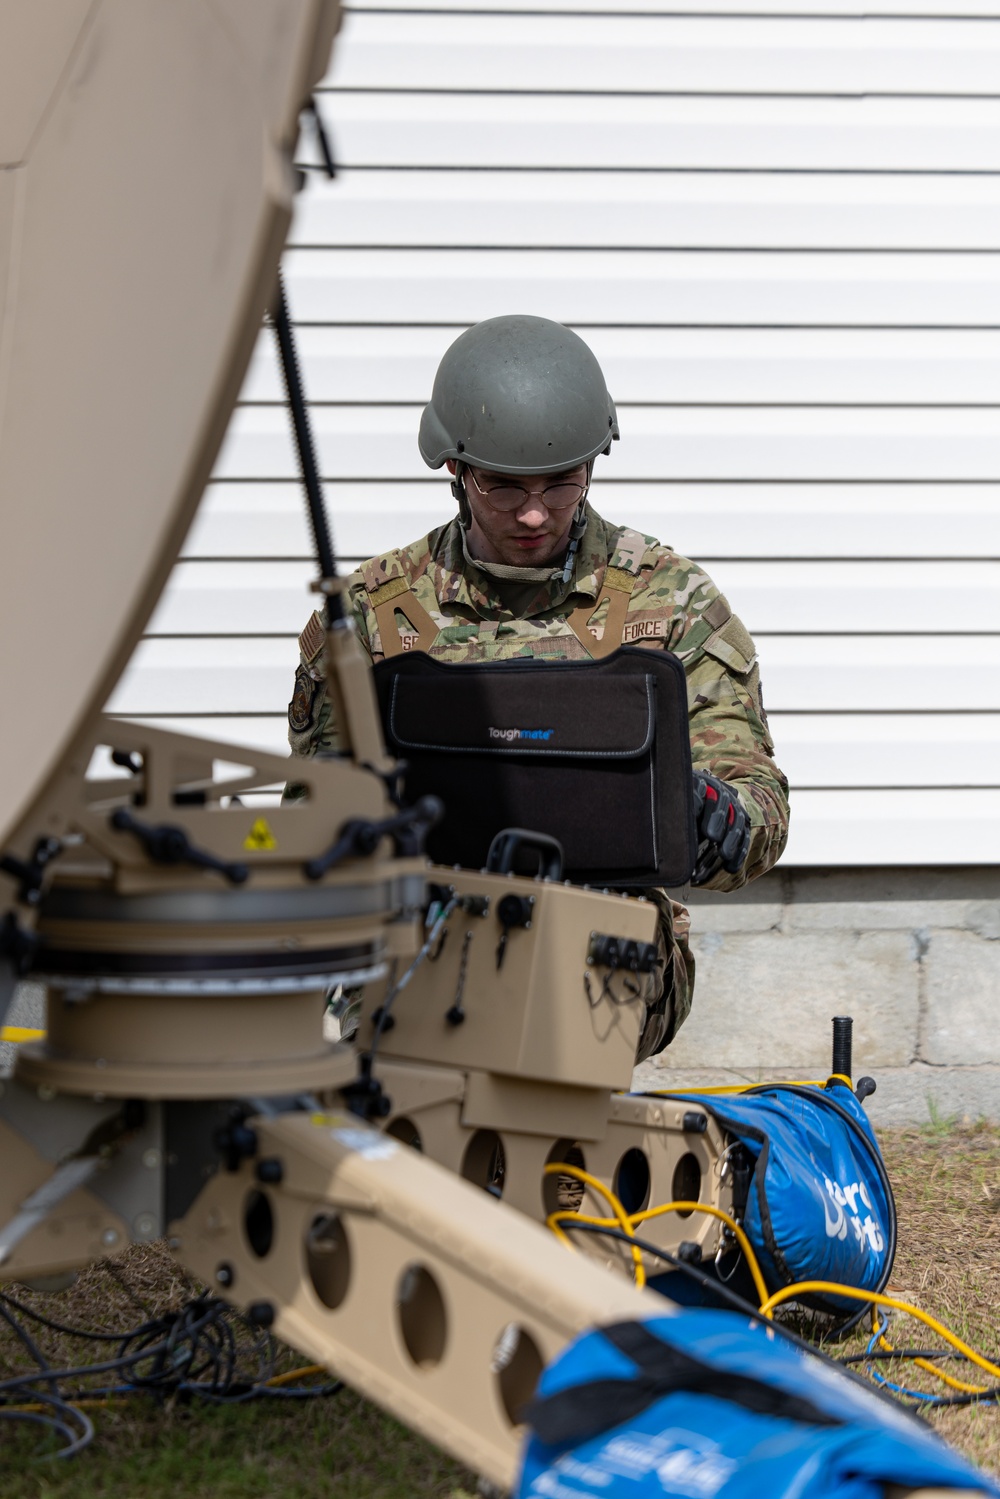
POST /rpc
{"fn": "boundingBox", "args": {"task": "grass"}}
[0,1250,478,1499]
[1,1120,998,1497]
[855,1116,1000,1477]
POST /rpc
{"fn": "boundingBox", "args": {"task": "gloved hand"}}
[691,770,751,886]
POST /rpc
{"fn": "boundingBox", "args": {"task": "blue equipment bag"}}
[667,1083,896,1314]
[517,1310,1000,1499]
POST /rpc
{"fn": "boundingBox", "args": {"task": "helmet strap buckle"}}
[559,469,592,584]
[451,461,473,531]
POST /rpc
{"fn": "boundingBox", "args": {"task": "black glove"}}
[691,770,751,886]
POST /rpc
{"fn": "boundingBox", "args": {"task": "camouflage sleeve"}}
[661,562,790,892]
[283,576,373,801]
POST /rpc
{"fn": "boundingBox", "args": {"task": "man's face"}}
[449,461,589,569]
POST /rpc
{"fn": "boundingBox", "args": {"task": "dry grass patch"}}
[0,1121,997,1494]
[853,1117,1000,1477]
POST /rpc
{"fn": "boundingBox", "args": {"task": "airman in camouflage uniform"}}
[287,317,789,1058]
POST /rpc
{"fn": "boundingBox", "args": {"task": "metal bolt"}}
[102,1228,120,1247]
[36,1085,56,1103]
[215,1262,234,1288]
[133,1213,157,1239]
[142,1148,161,1170]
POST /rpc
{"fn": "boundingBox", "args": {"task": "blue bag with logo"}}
[666,1082,895,1313]
[517,1310,999,1499]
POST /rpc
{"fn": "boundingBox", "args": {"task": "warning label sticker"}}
[243,817,278,851]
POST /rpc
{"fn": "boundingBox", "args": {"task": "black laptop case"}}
[373,647,697,887]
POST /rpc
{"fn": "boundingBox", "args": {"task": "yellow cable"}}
[5,1397,129,1413]
[649,1076,851,1098]
[762,1282,1000,1385]
[543,1163,646,1288]
[545,1215,576,1252]
[265,1363,328,1388]
[0,1026,45,1044]
[547,1167,997,1401]
[628,1201,771,1312]
[550,1199,769,1311]
[874,1320,991,1396]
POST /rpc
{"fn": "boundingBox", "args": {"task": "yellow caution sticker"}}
[243,817,278,852]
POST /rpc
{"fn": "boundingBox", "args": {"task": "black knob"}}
[832,1015,853,1079]
[497,894,534,930]
[246,1300,275,1328]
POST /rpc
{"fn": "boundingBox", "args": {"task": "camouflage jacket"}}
[287,507,789,892]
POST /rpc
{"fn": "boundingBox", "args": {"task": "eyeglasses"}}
[466,466,588,514]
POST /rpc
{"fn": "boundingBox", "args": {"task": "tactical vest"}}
[356,526,652,662]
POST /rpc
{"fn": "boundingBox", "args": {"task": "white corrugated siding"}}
[109,4,1000,865]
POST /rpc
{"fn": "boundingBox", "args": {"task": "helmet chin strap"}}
[558,461,593,584]
[451,460,473,531]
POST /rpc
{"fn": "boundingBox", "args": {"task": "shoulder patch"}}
[298,610,325,665]
[720,614,756,667]
[288,664,319,733]
[702,594,732,632]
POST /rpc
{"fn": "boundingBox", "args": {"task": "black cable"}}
[0,1406,83,1458]
[271,269,343,626]
[0,1294,339,1404]
[366,895,459,1075]
[0,1289,152,1342]
[557,1220,933,1427]
[906,1386,1000,1410]
[0,1284,342,1463]
[0,1300,228,1395]
[0,1408,77,1443]
[307,98,337,179]
[0,1387,96,1460]
[841,1347,970,1365]
[0,1300,58,1390]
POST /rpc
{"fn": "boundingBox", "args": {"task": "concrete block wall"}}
[637,868,1000,1126]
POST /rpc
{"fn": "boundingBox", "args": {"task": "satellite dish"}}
[0,0,340,847]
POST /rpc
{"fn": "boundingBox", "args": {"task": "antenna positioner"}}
[109,809,249,884]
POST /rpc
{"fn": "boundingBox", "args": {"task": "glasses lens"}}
[542,483,585,509]
[480,485,527,512]
[473,475,586,512]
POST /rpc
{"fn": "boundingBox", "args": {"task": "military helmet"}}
[418,315,619,476]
